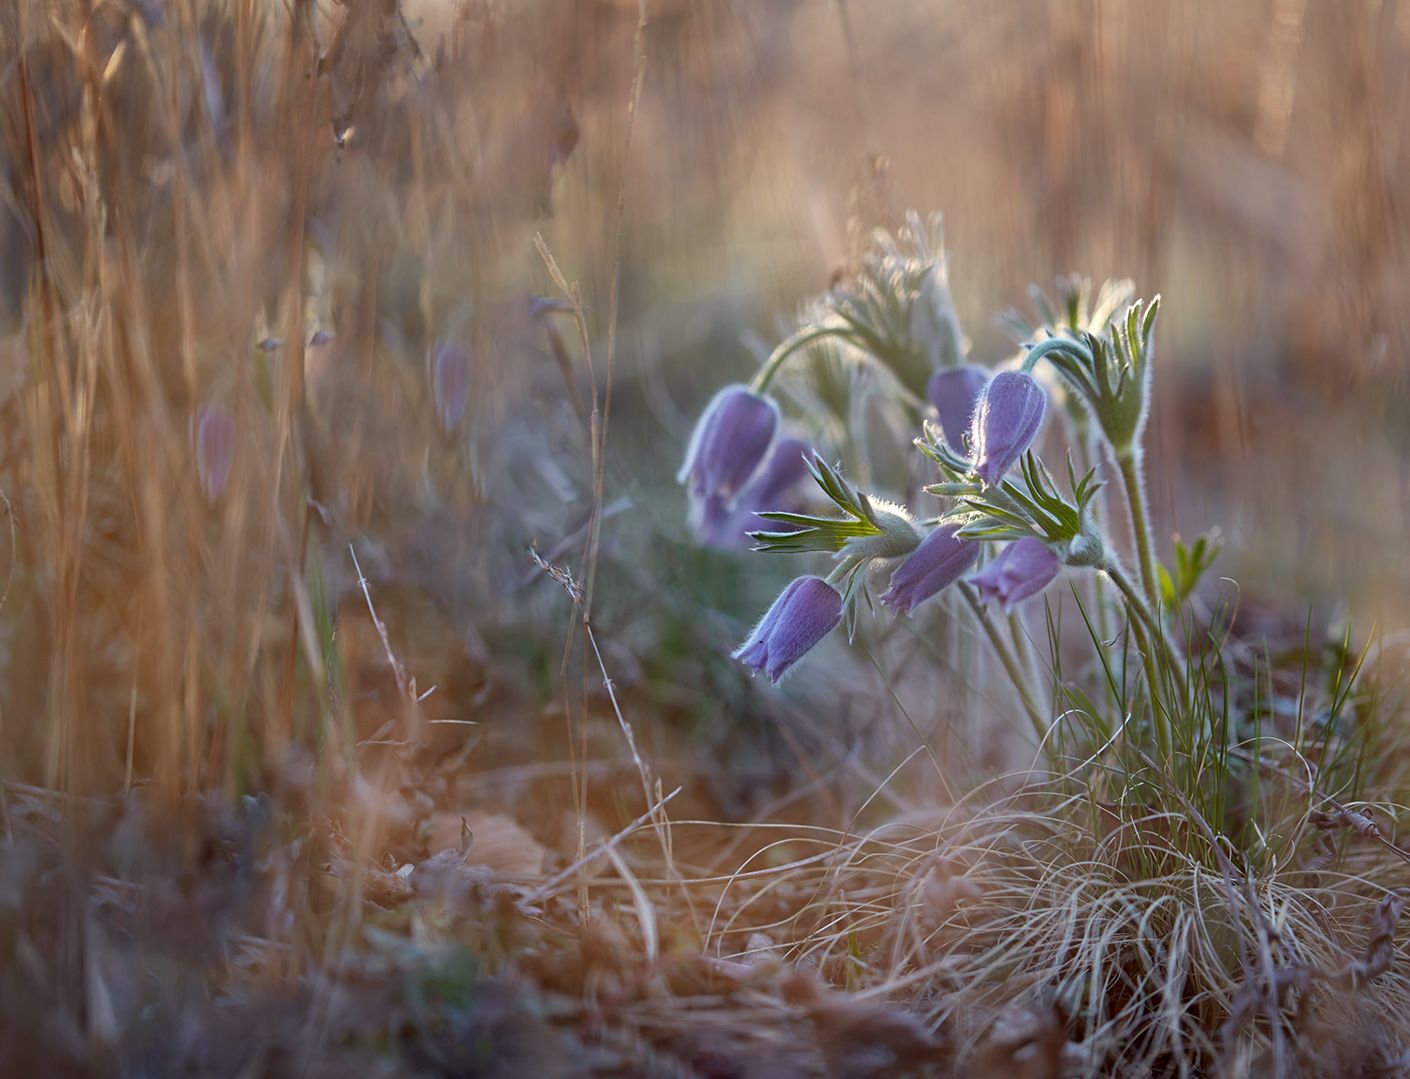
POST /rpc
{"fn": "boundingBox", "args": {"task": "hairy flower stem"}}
[750,326,926,410]
[959,583,1048,743]
[1115,444,1160,608]
[750,326,852,394]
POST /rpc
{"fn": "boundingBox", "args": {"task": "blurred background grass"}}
[0,0,1406,801]
[556,0,1410,618]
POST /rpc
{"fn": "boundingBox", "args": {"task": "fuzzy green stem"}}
[1019,334,1089,375]
[749,326,851,394]
[960,583,1048,744]
[1115,444,1160,608]
[750,324,927,413]
[824,555,860,588]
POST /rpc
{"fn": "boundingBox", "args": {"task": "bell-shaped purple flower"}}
[881,523,978,614]
[195,404,234,503]
[734,575,842,683]
[969,538,1060,612]
[678,385,779,509]
[926,365,989,450]
[432,338,472,433]
[969,370,1047,485]
[700,437,810,549]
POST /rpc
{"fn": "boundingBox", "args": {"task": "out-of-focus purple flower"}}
[969,370,1047,485]
[926,365,989,450]
[881,523,978,614]
[433,339,472,433]
[195,404,234,503]
[968,538,1061,612]
[678,385,779,510]
[524,295,573,321]
[700,437,810,549]
[734,575,843,683]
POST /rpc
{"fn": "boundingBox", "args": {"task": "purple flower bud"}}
[733,575,842,683]
[698,494,737,548]
[969,370,1047,485]
[744,437,809,508]
[968,537,1060,612]
[700,438,811,549]
[881,523,979,614]
[195,404,234,503]
[432,338,472,433]
[925,365,989,450]
[677,384,779,508]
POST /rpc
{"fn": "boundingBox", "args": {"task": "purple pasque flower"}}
[699,437,810,549]
[881,522,979,614]
[969,370,1047,485]
[678,384,779,511]
[432,338,472,433]
[926,365,989,450]
[969,538,1060,612]
[195,404,234,502]
[734,575,842,683]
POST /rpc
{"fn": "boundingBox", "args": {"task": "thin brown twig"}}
[1228,746,1410,866]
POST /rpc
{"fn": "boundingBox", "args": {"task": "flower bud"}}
[700,437,810,549]
[969,370,1047,485]
[195,404,234,503]
[678,384,779,509]
[925,365,989,450]
[968,538,1060,612]
[880,523,979,614]
[734,575,843,683]
[908,264,964,372]
[432,338,472,433]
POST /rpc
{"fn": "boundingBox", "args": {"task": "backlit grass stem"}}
[960,583,1049,743]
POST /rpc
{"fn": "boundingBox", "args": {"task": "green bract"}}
[1021,296,1160,453]
[919,431,1102,557]
[749,454,917,558]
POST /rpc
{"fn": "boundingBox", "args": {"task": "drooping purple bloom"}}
[195,404,234,503]
[969,370,1047,485]
[734,576,842,683]
[881,523,979,614]
[926,365,989,450]
[700,437,810,549]
[432,338,472,433]
[678,384,779,509]
[968,538,1061,612]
